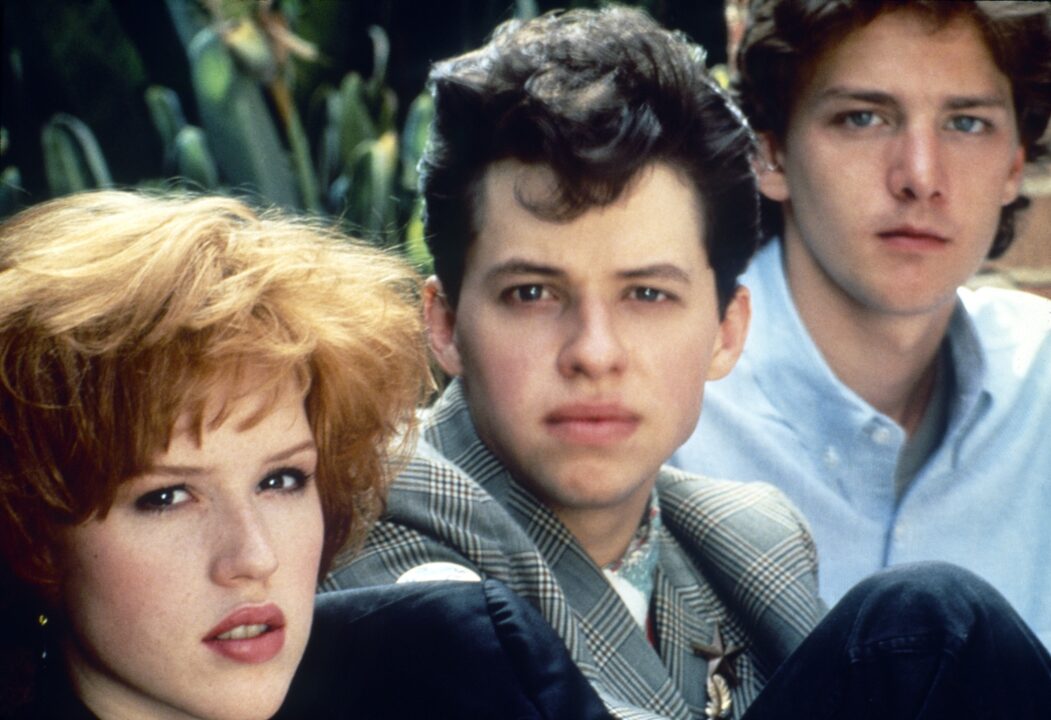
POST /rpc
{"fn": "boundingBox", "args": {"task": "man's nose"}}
[887,126,946,203]
[557,298,627,379]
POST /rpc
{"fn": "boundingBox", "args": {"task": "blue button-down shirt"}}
[673,240,1051,648]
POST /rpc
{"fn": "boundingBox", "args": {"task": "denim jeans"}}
[743,562,1051,719]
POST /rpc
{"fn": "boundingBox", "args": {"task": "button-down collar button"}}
[822,447,840,467]
[870,425,893,445]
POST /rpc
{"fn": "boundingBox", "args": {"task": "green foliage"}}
[2,0,729,250]
[400,93,435,192]
[516,0,540,19]
[345,131,399,240]
[336,73,378,171]
[173,127,220,189]
[4,1,436,267]
[187,26,299,206]
[41,114,113,195]
[0,128,19,218]
[0,167,24,220]
[145,86,189,169]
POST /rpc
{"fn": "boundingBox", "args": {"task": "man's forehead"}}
[798,9,1007,101]
[470,161,706,255]
[464,160,709,280]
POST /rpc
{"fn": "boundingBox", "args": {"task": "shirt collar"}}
[603,491,661,629]
[745,240,991,462]
[745,241,873,451]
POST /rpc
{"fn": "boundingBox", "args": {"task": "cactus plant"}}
[41,114,113,196]
[186,26,299,207]
[173,126,221,189]
[13,1,442,263]
[145,85,189,172]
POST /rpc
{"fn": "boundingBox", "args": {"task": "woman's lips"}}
[203,603,286,664]
[544,404,640,446]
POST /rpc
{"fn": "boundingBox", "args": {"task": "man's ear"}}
[423,276,463,377]
[707,285,751,381]
[755,132,790,202]
[1001,145,1025,205]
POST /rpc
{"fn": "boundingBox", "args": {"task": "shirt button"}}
[892,524,907,541]
[822,447,840,467]
[870,425,892,445]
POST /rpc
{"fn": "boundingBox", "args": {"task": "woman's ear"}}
[707,285,751,381]
[423,277,463,377]
[755,132,790,202]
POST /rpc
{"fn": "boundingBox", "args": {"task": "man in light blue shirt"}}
[673,0,1051,648]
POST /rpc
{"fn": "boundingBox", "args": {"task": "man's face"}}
[761,9,1025,318]
[427,161,747,535]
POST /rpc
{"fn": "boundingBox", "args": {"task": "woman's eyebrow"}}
[263,439,318,465]
[151,439,317,477]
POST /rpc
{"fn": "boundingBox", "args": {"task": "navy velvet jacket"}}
[277,579,612,719]
[15,580,610,719]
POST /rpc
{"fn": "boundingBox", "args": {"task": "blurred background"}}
[1,0,1047,293]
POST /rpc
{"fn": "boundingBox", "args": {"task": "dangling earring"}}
[37,612,49,661]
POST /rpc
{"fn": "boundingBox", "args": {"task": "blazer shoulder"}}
[656,467,822,659]
[657,466,815,546]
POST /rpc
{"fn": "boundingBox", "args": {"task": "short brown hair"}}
[737,0,1051,256]
[0,191,430,591]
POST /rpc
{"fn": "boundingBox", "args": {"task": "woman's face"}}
[58,379,324,720]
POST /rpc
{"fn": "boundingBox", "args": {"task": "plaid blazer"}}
[325,381,823,719]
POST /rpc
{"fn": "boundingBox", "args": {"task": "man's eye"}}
[259,468,309,493]
[135,485,191,512]
[947,115,990,134]
[631,287,668,302]
[840,110,882,129]
[505,284,550,303]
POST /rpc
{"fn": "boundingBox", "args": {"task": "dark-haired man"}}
[329,6,1051,718]
[332,10,819,718]
[673,0,1051,648]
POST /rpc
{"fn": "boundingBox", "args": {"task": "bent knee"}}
[840,562,1007,655]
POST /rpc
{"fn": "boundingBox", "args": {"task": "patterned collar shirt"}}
[603,493,662,636]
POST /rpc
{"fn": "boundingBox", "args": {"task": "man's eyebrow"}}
[619,263,692,284]
[484,259,566,282]
[483,260,693,285]
[944,94,1011,112]
[151,439,317,477]
[817,87,1011,113]
[816,87,899,107]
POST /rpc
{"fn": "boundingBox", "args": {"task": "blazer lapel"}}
[506,480,694,718]
[653,530,766,719]
[652,532,717,716]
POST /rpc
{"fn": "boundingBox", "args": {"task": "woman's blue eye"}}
[135,485,191,512]
[259,468,308,493]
